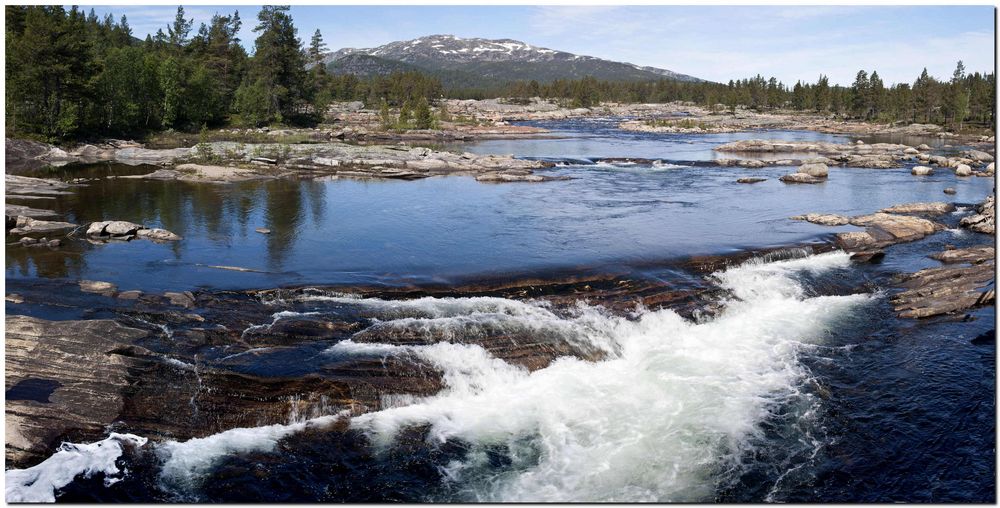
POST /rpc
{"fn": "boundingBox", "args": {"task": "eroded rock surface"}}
[892,246,995,319]
[959,194,995,235]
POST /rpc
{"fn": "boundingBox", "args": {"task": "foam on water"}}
[345,251,869,501]
[8,251,871,502]
[5,433,147,503]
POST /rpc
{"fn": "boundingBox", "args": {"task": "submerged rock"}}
[790,213,850,226]
[736,177,766,184]
[943,187,957,195]
[135,228,182,242]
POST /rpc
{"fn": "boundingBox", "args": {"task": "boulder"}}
[797,162,828,178]
[911,165,933,176]
[943,188,956,195]
[955,164,973,177]
[903,147,919,155]
[779,173,823,184]
[87,220,142,237]
[135,228,182,242]
[790,213,850,226]
[964,149,994,162]
[917,144,932,151]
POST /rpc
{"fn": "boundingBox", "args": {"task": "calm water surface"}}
[5,119,992,292]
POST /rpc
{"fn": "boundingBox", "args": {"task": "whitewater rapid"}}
[6,251,873,502]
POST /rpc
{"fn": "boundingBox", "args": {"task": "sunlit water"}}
[5,119,992,292]
[5,119,995,502]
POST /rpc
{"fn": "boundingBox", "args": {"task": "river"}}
[5,119,995,502]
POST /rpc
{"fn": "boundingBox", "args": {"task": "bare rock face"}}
[779,173,823,184]
[5,316,148,466]
[790,213,850,226]
[960,194,995,235]
[879,202,956,216]
[911,165,934,175]
[892,249,995,319]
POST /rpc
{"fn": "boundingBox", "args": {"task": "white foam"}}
[347,251,870,501]
[6,433,147,503]
[156,412,347,493]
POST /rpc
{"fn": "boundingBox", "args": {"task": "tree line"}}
[6,5,995,142]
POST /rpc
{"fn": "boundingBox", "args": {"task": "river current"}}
[5,119,996,502]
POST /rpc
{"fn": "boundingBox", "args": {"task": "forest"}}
[6,5,996,142]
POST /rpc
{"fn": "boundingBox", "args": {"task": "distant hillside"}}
[324,34,703,88]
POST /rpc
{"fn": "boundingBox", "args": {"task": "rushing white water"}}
[5,433,147,503]
[338,251,870,502]
[6,251,872,502]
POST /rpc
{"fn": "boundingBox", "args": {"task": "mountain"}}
[323,34,703,88]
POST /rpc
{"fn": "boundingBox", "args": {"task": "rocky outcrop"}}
[892,247,995,319]
[5,316,148,466]
[87,221,182,242]
[878,202,955,215]
[959,194,995,235]
[6,216,77,236]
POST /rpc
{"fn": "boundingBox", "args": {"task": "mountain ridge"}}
[323,34,703,88]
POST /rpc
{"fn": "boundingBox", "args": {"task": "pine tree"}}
[167,6,192,47]
[414,97,433,129]
[308,29,327,69]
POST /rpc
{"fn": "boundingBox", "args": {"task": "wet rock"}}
[879,202,955,216]
[790,213,850,226]
[892,257,995,319]
[834,231,879,251]
[117,290,143,300]
[779,173,823,184]
[797,162,829,178]
[79,280,118,296]
[955,164,973,177]
[5,316,148,466]
[849,250,885,263]
[903,147,920,155]
[164,291,196,309]
[736,177,766,184]
[6,293,25,304]
[929,246,994,264]
[911,165,934,175]
[255,228,272,234]
[959,194,995,235]
[943,187,957,195]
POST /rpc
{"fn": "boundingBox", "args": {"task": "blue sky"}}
[87,5,994,86]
